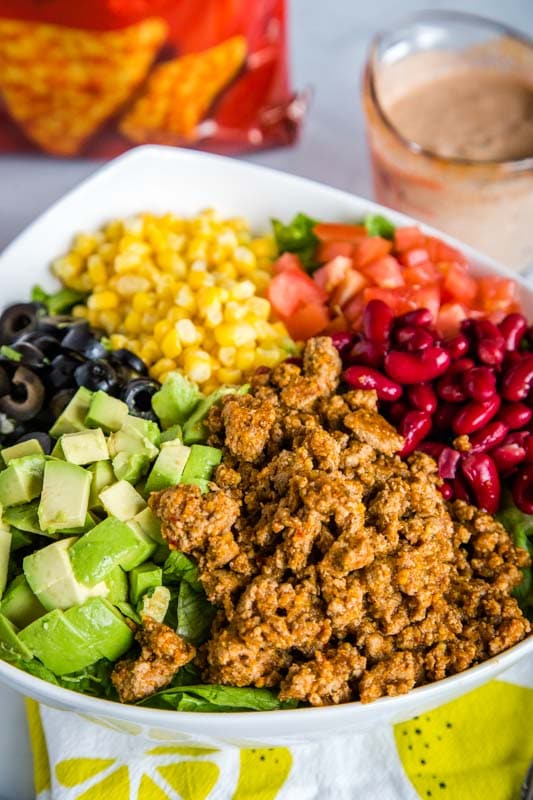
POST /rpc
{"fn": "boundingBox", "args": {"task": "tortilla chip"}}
[119,35,247,144]
[0,17,167,155]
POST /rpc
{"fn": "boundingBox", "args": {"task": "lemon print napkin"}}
[27,660,533,800]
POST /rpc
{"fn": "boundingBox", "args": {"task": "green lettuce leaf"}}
[139,684,297,712]
[496,495,533,612]
[162,551,201,592]
[364,213,395,239]
[271,213,318,272]
[31,285,88,315]
[176,582,216,646]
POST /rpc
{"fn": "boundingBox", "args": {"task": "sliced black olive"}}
[35,315,79,339]
[17,332,63,360]
[47,353,85,389]
[10,342,47,369]
[50,388,76,418]
[74,360,118,393]
[0,366,45,421]
[60,322,91,350]
[16,430,52,454]
[0,302,44,345]
[0,366,9,397]
[109,348,148,376]
[121,378,160,421]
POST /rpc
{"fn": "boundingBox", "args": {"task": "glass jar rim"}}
[366,9,533,172]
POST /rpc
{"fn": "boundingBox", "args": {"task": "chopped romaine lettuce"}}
[364,213,395,239]
[271,213,318,272]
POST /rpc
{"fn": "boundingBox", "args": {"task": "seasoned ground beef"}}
[150,337,530,706]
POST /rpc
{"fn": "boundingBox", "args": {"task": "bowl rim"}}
[0,144,531,728]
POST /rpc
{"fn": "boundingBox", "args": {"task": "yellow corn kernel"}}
[142,312,159,331]
[272,320,289,336]
[229,280,255,301]
[183,349,212,384]
[250,269,271,292]
[156,299,172,317]
[214,322,256,348]
[255,347,284,368]
[124,311,143,334]
[245,296,271,320]
[223,301,248,323]
[73,232,100,258]
[254,320,279,342]
[132,292,155,313]
[188,269,213,290]
[52,253,83,280]
[139,340,161,365]
[59,270,92,291]
[215,261,237,281]
[87,290,119,311]
[87,254,107,285]
[151,357,176,378]
[115,275,150,296]
[186,239,208,262]
[71,304,88,319]
[250,236,277,259]
[175,284,196,313]
[168,306,188,323]
[203,304,223,328]
[122,216,144,236]
[218,346,236,367]
[201,379,219,396]
[98,311,121,333]
[216,367,242,385]
[175,318,199,346]
[157,250,186,278]
[157,370,174,384]
[161,329,182,359]
[109,333,128,350]
[233,246,256,272]
[235,347,256,371]
[103,220,123,240]
[154,319,172,341]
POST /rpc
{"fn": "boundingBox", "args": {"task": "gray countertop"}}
[1,1,532,796]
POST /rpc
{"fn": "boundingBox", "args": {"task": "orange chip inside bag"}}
[119,35,247,144]
[0,17,167,155]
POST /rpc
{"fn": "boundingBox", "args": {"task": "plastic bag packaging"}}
[0,0,305,158]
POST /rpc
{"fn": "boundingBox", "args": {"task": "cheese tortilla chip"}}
[0,17,167,155]
[119,35,247,144]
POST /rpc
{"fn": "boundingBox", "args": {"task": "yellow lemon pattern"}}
[232,748,293,800]
[395,679,533,800]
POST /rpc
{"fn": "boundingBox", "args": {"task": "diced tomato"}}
[476,276,517,313]
[425,236,466,265]
[403,261,440,285]
[285,302,330,340]
[362,287,415,315]
[313,256,352,292]
[394,226,426,252]
[353,236,392,268]
[316,240,355,263]
[272,252,303,273]
[410,284,441,322]
[267,268,328,318]
[442,262,478,305]
[330,269,368,308]
[313,223,367,243]
[363,255,405,289]
[343,294,366,327]
[323,313,349,333]
[436,302,468,337]
[398,248,430,269]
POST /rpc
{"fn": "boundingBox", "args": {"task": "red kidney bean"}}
[503,350,525,370]
[438,447,461,479]
[395,308,433,328]
[499,313,528,351]
[501,355,533,402]
[461,452,501,514]
[497,402,532,430]
[473,319,504,343]
[462,366,497,402]
[453,475,473,504]
[384,347,450,384]
[349,338,386,367]
[527,326,533,348]
[407,383,438,414]
[387,401,408,425]
[439,482,453,500]
[525,436,533,464]
[394,325,418,347]
[363,299,393,343]
[504,430,529,448]
[436,358,474,403]
[405,329,435,352]
[492,442,527,473]
[432,402,457,435]
[329,331,354,355]
[418,441,446,459]
[477,338,504,366]
[452,395,501,436]
[468,420,508,454]
[512,464,533,514]
[443,334,469,360]
[344,365,402,401]
[399,410,432,457]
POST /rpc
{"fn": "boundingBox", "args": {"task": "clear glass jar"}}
[362,11,533,271]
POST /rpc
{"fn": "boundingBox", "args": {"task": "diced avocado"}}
[38,460,91,532]
[1,438,44,465]
[0,454,45,508]
[116,601,141,624]
[152,542,171,564]
[61,428,108,465]
[152,372,201,429]
[112,452,150,484]
[64,598,133,661]
[107,417,159,463]
[69,516,141,586]
[145,440,191,493]
[49,387,93,438]
[59,511,97,535]
[50,438,65,459]
[3,500,43,534]
[10,528,32,551]
[131,507,163,543]
[1,575,46,628]
[138,585,170,623]
[160,424,182,444]
[104,566,128,604]
[0,613,33,660]
[123,416,160,447]
[99,480,145,521]
[23,538,108,611]
[88,460,115,510]
[182,386,241,445]
[0,524,11,598]
[129,562,162,604]
[120,521,157,571]
[180,444,221,490]
[85,390,128,433]
[19,609,99,674]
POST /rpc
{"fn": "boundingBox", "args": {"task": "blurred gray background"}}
[1,1,533,796]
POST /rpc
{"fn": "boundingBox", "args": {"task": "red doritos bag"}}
[0,0,304,158]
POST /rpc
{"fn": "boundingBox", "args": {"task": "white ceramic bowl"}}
[0,146,531,746]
